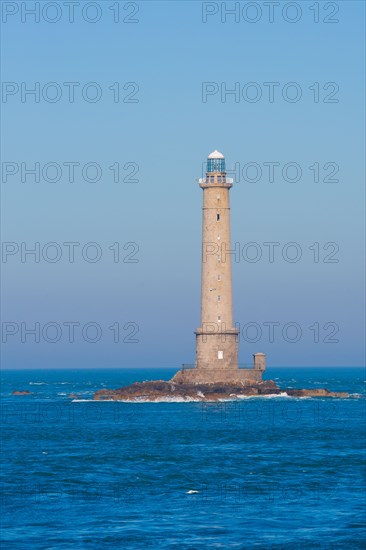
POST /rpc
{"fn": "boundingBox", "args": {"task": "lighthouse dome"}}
[207,149,225,173]
[208,149,224,159]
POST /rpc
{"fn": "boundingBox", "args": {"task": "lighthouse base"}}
[171,368,264,386]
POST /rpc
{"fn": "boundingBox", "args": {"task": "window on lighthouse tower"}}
[217,213,220,221]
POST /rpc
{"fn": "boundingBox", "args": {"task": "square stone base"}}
[171,368,264,386]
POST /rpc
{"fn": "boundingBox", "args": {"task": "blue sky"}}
[1,1,365,368]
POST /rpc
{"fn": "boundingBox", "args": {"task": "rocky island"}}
[93,378,349,402]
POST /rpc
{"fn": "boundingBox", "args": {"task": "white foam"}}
[74,396,204,403]
[235,392,290,400]
[262,392,290,398]
[132,396,203,403]
[71,391,352,404]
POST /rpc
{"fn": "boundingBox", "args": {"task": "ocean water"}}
[1,367,365,549]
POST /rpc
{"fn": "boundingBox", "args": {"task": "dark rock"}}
[93,378,350,402]
[286,388,349,398]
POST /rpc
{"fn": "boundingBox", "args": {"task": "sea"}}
[1,367,365,549]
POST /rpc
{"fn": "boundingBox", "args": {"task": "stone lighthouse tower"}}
[172,150,266,385]
[195,150,239,371]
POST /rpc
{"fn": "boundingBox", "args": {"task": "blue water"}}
[1,367,365,549]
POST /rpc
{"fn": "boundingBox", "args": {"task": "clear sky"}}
[1,0,365,368]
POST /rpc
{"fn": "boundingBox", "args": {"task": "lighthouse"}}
[172,150,266,385]
[195,150,239,371]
